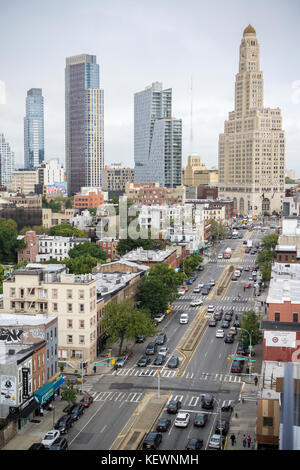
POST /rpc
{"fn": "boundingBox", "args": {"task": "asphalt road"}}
[67,223,270,450]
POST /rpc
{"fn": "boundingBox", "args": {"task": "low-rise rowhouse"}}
[42,208,76,229]
[121,247,179,269]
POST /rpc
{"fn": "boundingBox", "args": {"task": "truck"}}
[224,247,232,259]
[247,240,253,248]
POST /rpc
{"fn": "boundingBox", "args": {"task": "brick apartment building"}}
[125,182,185,206]
[17,231,39,264]
[74,188,104,209]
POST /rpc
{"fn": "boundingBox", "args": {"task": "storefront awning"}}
[33,372,65,405]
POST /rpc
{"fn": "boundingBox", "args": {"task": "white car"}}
[198,282,204,288]
[216,329,225,338]
[218,253,223,259]
[158,346,169,357]
[193,287,201,293]
[207,305,215,313]
[190,299,203,307]
[41,430,60,448]
[180,313,189,324]
[177,289,185,296]
[154,313,165,323]
[174,412,190,428]
[208,433,224,449]
[210,280,215,286]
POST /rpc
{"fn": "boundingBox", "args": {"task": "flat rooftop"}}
[122,247,176,263]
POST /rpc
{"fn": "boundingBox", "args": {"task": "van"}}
[180,313,189,324]
[234,270,241,277]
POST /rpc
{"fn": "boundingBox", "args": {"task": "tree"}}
[210,219,226,240]
[65,255,99,274]
[137,277,173,317]
[0,218,26,264]
[49,224,87,238]
[260,233,279,251]
[182,254,203,277]
[117,236,166,256]
[68,241,106,262]
[0,265,4,294]
[42,196,62,213]
[19,225,48,235]
[285,177,296,184]
[102,300,155,355]
[148,263,185,293]
[238,311,260,349]
[61,379,77,408]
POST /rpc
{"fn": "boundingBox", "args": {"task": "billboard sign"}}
[0,375,17,405]
[46,181,67,196]
[264,331,296,348]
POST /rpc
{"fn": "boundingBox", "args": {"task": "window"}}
[274,312,280,322]
[79,320,85,329]
[67,320,73,328]
[79,290,84,299]
[79,304,84,313]
[79,336,85,344]
[67,335,73,344]
[263,417,273,427]
[53,303,58,312]
[10,288,15,297]
[52,289,58,299]
[68,303,72,312]
[67,290,73,299]
[293,313,298,323]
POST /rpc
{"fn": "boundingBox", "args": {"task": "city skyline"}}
[24,88,45,170]
[0,0,300,174]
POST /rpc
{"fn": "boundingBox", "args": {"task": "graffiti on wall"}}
[0,326,45,344]
[0,328,24,343]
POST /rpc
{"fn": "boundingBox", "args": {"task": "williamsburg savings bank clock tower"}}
[218,25,285,216]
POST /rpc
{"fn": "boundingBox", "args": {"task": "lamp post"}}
[238,327,252,378]
[213,398,223,450]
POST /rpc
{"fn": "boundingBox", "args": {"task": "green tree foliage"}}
[117,237,166,256]
[0,265,4,294]
[210,219,226,240]
[285,177,296,184]
[65,197,73,209]
[0,218,26,263]
[87,208,97,217]
[239,311,260,348]
[182,254,203,277]
[19,225,48,235]
[68,241,106,262]
[256,233,278,282]
[61,379,77,407]
[102,300,155,355]
[42,196,62,213]
[148,263,185,293]
[260,233,279,251]
[137,277,172,317]
[64,255,99,274]
[49,224,87,238]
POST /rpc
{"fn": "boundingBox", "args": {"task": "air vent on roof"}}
[8,350,15,355]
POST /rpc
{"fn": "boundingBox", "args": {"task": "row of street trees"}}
[256,233,279,282]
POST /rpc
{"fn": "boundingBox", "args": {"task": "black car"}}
[28,443,48,450]
[197,265,204,271]
[224,314,232,322]
[156,418,171,432]
[184,438,203,450]
[224,333,234,344]
[201,288,210,296]
[233,319,240,327]
[209,319,217,327]
[215,419,229,436]
[68,403,85,421]
[193,412,208,427]
[204,284,212,291]
[48,437,68,450]
[167,400,181,413]
[221,320,230,329]
[136,335,145,343]
[145,342,157,355]
[142,432,162,450]
[214,312,222,321]
[155,333,167,345]
[54,414,73,434]
[201,394,214,409]
[137,356,151,367]
[226,307,234,315]
[153,354,165,366]
[167,356,179,368]
[231,360,244,373]
[236,342,247,356]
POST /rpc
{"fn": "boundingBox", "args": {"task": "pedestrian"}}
[254,375,258,386]
[242,434,247,448]
[54,392,58,401]
[251,438,255,450]
[247,435,252,448]
[230,434,236,446]
[40,407,44,417]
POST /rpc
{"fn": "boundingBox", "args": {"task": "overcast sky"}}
[1,0,300,174]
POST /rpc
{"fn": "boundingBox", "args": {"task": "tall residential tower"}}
[0,133,14,185]
[218,25,285,216]
[24,88,44,169]
[65,54,104,195]
[134,82,182,188]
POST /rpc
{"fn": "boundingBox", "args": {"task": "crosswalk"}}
[172,300,254,311]
[108,367,243,383]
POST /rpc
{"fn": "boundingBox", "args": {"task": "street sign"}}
[93,362,108,366]
[234,357,248,361]
[250,360,256,362]
[157,370,161,376]
[248,345,253,349]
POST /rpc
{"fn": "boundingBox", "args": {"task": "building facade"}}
[218,25,285,216]
[74,187,104,209]
[0,134,14,186]
[24,89,44,170]
[134,82,182,188]
[102,164,134,196]
[182,154,218,186]
[65,54,104,195]
[125,182,185,206]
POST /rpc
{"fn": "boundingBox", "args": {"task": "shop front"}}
[33,372,65,408]
[8,396,40,430]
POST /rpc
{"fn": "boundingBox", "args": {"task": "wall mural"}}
[0,327,45,344]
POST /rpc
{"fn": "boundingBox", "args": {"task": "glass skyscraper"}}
[65,54,104,195]
[0,133,14,185]
[24,88,44,169]
[134,82,182,188]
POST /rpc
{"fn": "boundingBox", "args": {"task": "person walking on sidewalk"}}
[254,375,258,386]
[230,434,236,446]
[242,435,247,448]
[247,435,252,448]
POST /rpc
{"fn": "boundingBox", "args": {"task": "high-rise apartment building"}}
[218,25,285,216]
[24,88,45,169]
[65,54,104,196]
[134,82,182,188]
[0,133,14,185]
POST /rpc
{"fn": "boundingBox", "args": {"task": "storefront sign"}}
[0,375,17,405]
[22,368,30,399]
[264,331,296,348]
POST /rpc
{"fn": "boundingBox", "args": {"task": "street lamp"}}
[238,327,253,378]
[212,397,223,450]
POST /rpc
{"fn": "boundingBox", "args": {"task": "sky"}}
[0,0,300,174]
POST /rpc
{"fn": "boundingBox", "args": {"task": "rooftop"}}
[267,263,300,303]
[122,247,176,263]
[0,314,55,327]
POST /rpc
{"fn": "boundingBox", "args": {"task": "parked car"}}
[80,394,94,408]
[229,326,238,336]
[142,432,162,450]
[184,438,203,450]
[201,288,210,295]
[137,356,151,367]
[175,412,190,428]
[54,415,73,434]
[215,419,229,436]
[197,265,204,271]
[145,342,157,355]
[154,313,166,324]
[158,346,169,357]
[167,356,179,368]
[218,253,223,259]
[208,434,225,450]
[136,335,145,343]
[201,394,215,409]
[167,400,181,413]
[48,437,68,450]
[156,333,167,345]
[177,288,185,296]
[115,356,128,369]
[41,430,60,448]
[193,412,208,427]
[231,360,244,373]
[28,443,48,450]
[67,403,85,421]
[233,319,240,327]
[156,418,171,432]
